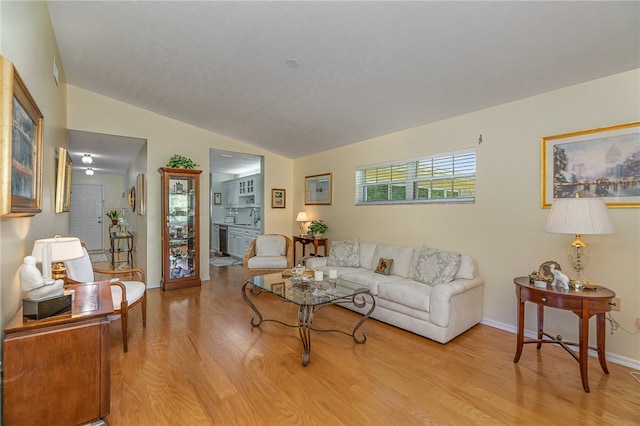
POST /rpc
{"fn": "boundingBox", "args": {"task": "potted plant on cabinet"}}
[309,220,328,239]
[106,209,119,225]
[166,154,199,169]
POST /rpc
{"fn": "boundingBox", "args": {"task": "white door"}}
[69,184,104,250]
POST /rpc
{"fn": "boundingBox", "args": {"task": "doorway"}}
[69,184,104,251]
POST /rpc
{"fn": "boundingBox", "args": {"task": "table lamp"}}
[544,196,614,288]
[32,236,84,281]
[296,211,309,236]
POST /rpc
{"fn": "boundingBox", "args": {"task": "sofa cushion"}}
[415,246,461,286]
[339,269,399,295]
[455,254,476,279]
[372,244,414,278]
[377,279,432,312]
[327,238,360,267]
[256,235,286,257]
[374,258,393,275]
[359,241,377,270]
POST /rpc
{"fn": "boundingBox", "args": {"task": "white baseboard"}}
[481,318,640,370]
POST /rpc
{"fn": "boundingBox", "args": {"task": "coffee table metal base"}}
[242,282,375,366]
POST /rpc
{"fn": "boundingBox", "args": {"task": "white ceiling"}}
[51,1,639,172]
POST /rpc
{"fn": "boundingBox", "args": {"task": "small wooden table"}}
[3,281,114,424]
[513,276,615,392]
[110,231,134,267]
[293,235,328,265]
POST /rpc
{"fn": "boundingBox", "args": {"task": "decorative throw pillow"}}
[374,258,393,275]
[414,246,461,286]
[327,238,360,267]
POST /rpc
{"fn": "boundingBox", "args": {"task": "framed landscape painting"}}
[305,173,332,205]
[541,122,640,208]
[1,55,43,217]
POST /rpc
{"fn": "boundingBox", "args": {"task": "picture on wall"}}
[214,192,222,205]
[55,147,72,213]
[271,188,285,208]
[136,173,145,215]
[541,122,640,208]
[305,173,332,205]
[1,55,43,217]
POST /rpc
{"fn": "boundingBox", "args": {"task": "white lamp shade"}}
[296,211,309,222]
[544,198,614,235]
[32,236,84,262]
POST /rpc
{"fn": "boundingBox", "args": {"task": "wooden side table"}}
[293,235,328,266]
[513,276,615,392]
[110,231,134,267]
[3,280,114,424]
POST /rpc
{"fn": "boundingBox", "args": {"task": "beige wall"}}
[1,1,638,371]
[292,69,640,364]
[66,86,294,285]
[0,2,69,330]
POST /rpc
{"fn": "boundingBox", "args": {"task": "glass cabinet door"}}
[167,175,196,280]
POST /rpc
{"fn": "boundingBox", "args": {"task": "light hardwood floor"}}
[100,262,639,425]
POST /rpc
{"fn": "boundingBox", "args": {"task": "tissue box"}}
[23,293,72,320]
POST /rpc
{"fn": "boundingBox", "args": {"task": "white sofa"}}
[305,239,483,344]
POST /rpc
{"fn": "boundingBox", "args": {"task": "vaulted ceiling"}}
[50,1,639,166]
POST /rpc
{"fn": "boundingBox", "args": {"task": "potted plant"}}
[309,220,328,239]
[106,209,119,225]
[166,154,199,169]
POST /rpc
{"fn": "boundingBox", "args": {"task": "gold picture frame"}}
[1,55,43,217]
[136,173,145,215]
[271,188,285,208]
[55,147,72,213]
[305,173,332,205]
[541,122,640,208]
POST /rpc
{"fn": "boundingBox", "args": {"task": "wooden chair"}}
[243,234,293,278]
[64,243,147,352]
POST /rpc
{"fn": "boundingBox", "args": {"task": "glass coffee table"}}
[242,273,376,366]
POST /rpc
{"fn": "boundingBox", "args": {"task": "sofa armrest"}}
[430,277,484,327]
[305,256,328,269]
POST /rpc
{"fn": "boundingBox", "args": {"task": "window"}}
[355,148,476,205]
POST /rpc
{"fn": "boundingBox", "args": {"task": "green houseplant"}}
[106,209,119,225]
[309,220,328,238]
[166,154,199,169]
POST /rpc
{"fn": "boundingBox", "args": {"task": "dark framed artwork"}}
[54,147,72,213]
[214,192,222,205]
[271,188,285,208]
[541,122,640,208]
[305,173,332,205]
[1,55,44,217]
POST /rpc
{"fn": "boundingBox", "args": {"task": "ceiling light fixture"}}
[85,168,94,176]
[81,154,93,164]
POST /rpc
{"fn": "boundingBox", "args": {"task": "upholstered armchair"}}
[64,243,147,352]
[243,234,294,278]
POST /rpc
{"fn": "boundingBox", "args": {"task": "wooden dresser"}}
[3,281,114,425]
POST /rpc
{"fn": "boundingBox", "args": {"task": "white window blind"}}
[355,148,476,205]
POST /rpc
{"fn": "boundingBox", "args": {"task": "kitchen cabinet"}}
[159,167,202,291]
[224,175,262,208]
[227,226,260,258]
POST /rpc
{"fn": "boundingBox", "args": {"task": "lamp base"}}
[23,293,72,320]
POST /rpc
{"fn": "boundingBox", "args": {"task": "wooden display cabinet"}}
[159,167,202,291]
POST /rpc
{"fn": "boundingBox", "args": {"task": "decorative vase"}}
[111,219,118,225]
[314,233,323,239]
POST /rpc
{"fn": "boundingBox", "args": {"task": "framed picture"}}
[0,55,44,217]
[214,192,222,205]
[136,173,145,215]
[270,282,285,296]
[128,185,136,212]
[271,188,285,208]
[305,173,332,205]
[54,147,72,213]
[541,122,640,208]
